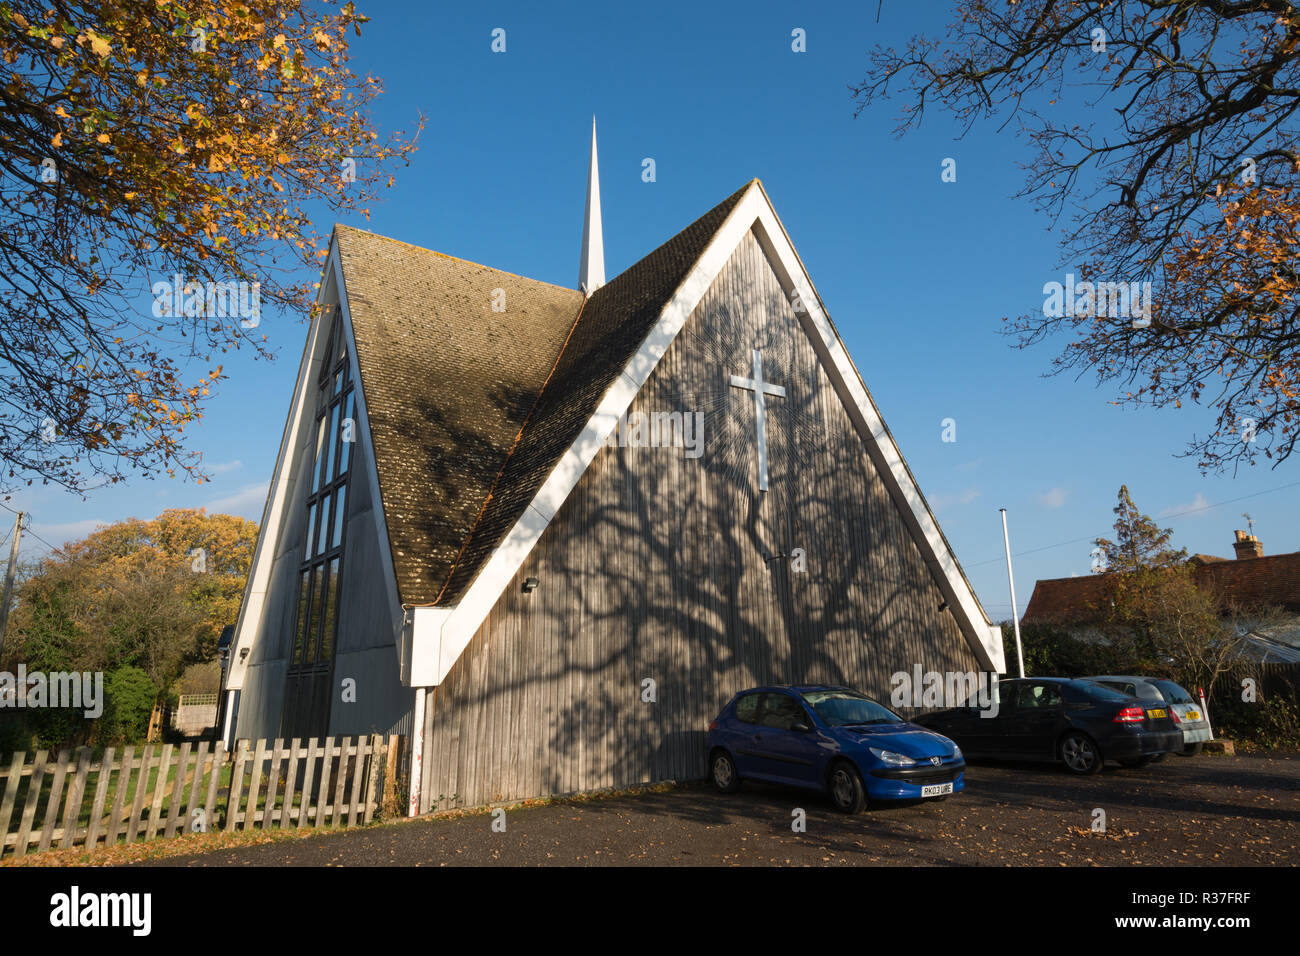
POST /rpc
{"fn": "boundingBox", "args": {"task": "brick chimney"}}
[1233,530,1264,559]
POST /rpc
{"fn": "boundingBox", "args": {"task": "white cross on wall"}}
[729,348,786,492]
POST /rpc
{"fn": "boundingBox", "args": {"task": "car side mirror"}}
[791,721,811,733]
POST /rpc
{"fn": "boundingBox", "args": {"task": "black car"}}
[912,677,1183,774]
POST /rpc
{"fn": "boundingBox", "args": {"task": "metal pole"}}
[999,508,1025,678]
[0,511,24,663]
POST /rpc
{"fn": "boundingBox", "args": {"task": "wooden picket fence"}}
[0,734,399,860]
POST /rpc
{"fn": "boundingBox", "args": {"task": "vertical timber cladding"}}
[420,229,980,811]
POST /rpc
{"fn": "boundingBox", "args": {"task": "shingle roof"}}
[1022,551,1300,624]
[337,181,752,605]
[336,228,584,605]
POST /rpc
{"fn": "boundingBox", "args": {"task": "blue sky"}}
[7,0,1298,620]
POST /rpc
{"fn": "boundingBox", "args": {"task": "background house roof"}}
[1022,550,1300,625]
[1020,573,1113,625]
[337,181,750,606]
[1195,551,1300,613]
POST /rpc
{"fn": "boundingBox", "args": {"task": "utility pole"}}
[999,508,1026,678]
[0,511,24,663]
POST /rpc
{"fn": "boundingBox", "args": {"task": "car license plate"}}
[1148,708,1167,718]
[921,783,953,798]
[1186,710,1200,720]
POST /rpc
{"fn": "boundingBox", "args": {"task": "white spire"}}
[579,116,605,295]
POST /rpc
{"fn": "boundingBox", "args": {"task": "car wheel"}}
[1120,756,1153,769]
[1059,731,1103,775]
[709,749,741,793]
[1177,742,1204,757]
[827,761,867,814]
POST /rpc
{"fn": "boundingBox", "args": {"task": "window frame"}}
[757,692,810,730]
[288,309,354,672]
[733,692,761,725]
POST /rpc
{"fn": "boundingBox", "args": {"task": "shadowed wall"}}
[418,231,981,810]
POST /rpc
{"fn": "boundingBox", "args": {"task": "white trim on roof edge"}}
[226,235,404,692]
[407,183,1004,686]
[330,248,405,652]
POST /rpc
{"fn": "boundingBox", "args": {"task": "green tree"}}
[1087,486,1244,700]
[102,665,158,744]
[4,508,258,691]
[1092,485,1186,575]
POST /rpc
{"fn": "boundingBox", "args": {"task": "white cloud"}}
[1161,492,1211,517]
[929,488,981,510]
[204,459,243,475]
[205,482,269,519]
[1037,487,1069,509]
[26,518,110,549]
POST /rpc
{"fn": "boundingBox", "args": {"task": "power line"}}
[967,478,1300,567]
[21,526,60,553]
[0,500,63,554]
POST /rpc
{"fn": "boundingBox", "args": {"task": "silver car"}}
[1086,676,1212,755]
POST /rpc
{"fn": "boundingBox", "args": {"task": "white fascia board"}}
[406,181,1002,687]
[748,195,1005,673]
[405,185,766,688]
[226,240,338,690]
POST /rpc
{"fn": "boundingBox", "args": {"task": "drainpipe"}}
[408,687,426,817]
[221,689,238,749]
[999,508,1026,678]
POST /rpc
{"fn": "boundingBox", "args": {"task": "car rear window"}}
[1077,680,1135,702]
[1151,680,1195,704]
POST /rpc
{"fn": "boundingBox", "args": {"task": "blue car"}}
[706,685,965,813]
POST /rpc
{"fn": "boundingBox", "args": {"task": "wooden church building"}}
[225,124,1005,814]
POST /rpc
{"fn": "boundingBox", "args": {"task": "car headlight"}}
[951,743,962,760]
[868,747,917,767]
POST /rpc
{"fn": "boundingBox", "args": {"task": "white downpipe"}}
[221,689,238,748]
[408,687,427,817]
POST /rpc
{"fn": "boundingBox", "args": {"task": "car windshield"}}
[802,690,901,727]
[1151,680,1195,704]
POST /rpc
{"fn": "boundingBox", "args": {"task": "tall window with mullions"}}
[282,309,356,738]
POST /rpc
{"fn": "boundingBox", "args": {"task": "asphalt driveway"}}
[146,752,1300,866]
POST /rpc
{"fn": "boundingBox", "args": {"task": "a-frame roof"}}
[440,182,750,600]
[337,183,750,606]
[326,179,1004,684]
